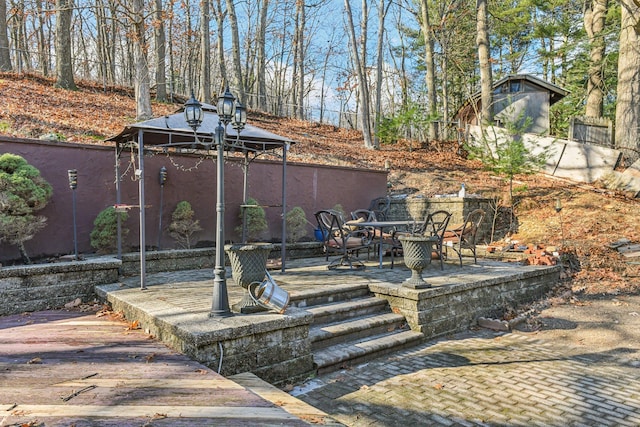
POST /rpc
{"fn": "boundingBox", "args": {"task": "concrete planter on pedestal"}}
[397,235,437,289]
[225,243,273,313]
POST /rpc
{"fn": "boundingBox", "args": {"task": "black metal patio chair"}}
[315,209,375,270]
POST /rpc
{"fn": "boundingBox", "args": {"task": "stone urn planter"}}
[225,243,274,313]
[397,235,437,289]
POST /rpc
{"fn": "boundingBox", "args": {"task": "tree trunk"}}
[584,0,608,118]
[200,0,211,102]
[476,0,493,125]
[132,0,152,120]
[213,0,227,92]
[344,0,373,148]
[154,0,167,102]
[225,0,244,101]
[54,0,76,89]
[256,0,269,111]
[296,0,305,120]
[614,0,640,165]
[373,0,389,149]
[420,0,437,141]
[0,0,12,71]
[290,3,299,117]
[35,0,48,75]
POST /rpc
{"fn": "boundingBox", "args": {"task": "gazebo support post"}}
[281,143,287,272]
[115,142,122,260]
[137,129,147,290]
[241,151,249,244]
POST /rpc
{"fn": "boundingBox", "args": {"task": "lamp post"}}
[184,87,239,318]
[68,169,78,260]
[158,166,167,250]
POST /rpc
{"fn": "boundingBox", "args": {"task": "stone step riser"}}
[310,300,388,325]
[312,320,408,351]
[289,287,371,308]
[314,331,424,375]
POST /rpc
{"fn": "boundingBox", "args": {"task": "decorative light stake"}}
[555,197,564,248]
[68,169,79,260]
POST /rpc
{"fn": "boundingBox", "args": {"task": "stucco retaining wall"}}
[0,136,386,263]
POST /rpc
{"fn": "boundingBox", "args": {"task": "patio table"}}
[345,220,417,269]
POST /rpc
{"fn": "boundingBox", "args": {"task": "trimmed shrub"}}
[285,206,310,243]
[90,206,128,254]
[236,197,268,242]
[168,201,202,249]
[0,153,53,263]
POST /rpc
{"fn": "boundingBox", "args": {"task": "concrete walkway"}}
[291,326,640,426]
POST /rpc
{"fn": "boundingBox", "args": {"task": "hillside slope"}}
[1,73,639,295]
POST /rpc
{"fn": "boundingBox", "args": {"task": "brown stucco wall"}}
[0,137,387,263]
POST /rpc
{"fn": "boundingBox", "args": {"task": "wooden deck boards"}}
[0,310,311,426]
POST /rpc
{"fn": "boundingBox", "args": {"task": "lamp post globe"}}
[184,90,203,132]
[233,102,247,132]
[217,87,235,125]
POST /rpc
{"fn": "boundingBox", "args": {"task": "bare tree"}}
[0,0,12,71]
[54,0,76,89]
[614,0,640,165]
[225,0,244,100]
[344,0,373,148]
[256,0,269,110]
[419,0,437,141]
[200,0,211,102]
[295,0,305,119]
[476,0,492,125]
[213,0,227,92]
[373,0,390,149]
[131,0,152,119]
[584,0,608,118]
[34,0,49,75]
[154,0,167,101]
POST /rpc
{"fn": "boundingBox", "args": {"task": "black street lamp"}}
[68,169,78,260]
[185,86,241,318]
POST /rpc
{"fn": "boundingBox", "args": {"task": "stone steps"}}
[313,329,424,375]
[294,287,423,375]
[306,296,389,325]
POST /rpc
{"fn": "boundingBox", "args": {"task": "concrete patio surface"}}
[5,255,638,426]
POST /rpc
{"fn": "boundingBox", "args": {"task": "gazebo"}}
[107,102,296,292]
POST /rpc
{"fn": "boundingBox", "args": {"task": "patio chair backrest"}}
[368,197,390,221]
[350,209,377,222]
[425,210,452,238]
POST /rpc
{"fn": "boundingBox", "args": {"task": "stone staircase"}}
[289,284,424,375]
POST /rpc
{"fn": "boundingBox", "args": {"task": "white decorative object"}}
[458,183,466,198]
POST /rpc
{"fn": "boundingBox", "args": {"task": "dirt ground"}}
[511,291,640,362]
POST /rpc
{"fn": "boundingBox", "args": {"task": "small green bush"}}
[285,206,309,243]
[0,153,53,263]
[236,197,268,242]
[168,201,202,249]
[90,206,128,254]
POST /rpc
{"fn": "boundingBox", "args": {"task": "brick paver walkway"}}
[292,330,640,426]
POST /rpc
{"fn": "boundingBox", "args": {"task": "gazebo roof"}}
[107,103,296,152]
